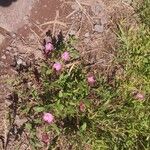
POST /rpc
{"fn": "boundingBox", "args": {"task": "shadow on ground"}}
[0,0,17,7]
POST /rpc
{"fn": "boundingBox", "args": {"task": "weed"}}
[9,1,150,149]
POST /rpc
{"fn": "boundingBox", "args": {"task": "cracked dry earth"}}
[0,0,135,149]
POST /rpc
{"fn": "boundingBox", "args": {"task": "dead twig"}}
[75,0,93,28]
[66,9,78,19]
[52,10,59,36]
[40,21,67,28]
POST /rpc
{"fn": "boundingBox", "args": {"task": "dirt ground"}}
[0,0,135,149]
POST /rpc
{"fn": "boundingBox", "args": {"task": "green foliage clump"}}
[10,1,150,149]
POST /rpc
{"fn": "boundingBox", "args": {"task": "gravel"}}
[94,24,104,33]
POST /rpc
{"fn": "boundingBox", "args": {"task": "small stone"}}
[15,115,27,126]
[28,34,35,41]
[10,32,16,38]
[17,58,25,66]
[101,16,108,25]
[122,0,132,5]
[5,99,12,106]
[84,33,90,38]
[35,21,40,25]
[44,5,47,8]
[84,38,90,44]
[13,52,18,56]
[91,2,102,16]
[6,46,12,51]
[71,4,80,11]
[28,22,32,27]
[71,16,75,20]
[17,59,22,65]
[94,19,101,25]
[23,16,28,21]
[44,36,52,43]
[94,25,104,33]
[69,30,76,35]
[1,55,6,59]
[0,61,5,67]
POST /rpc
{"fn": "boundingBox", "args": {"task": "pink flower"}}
[53,62,62,71]
[42,133,49,144]
[79,102,86,112]
[135,93,144,101]
[61,52,70,61]
[45,43,54,54]
[87,76,96,84]
[43,113,54,124]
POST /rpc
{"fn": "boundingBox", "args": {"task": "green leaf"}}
[81,122,87,131]
[25,123,32,131]
[46,69,52,75]
[59,91,63,98]
[51,124,61,135]
[34,118,42,124]
[33,106,45,113]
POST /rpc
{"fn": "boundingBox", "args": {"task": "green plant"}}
[10,1,150,149]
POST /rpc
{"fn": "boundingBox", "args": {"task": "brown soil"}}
[0,0,136,149]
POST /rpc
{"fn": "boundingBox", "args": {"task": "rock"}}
[0,61,5,67]
[16,58,23,65]
[34,50,44,60]
[94,25,104,33]
[1,55,6,59]
[28,33,35,42]
[84,38,90,44]
[101,15,108,25]
[91,2,102,16]
[122,0,132,5]
[101,14,108,25]
[5,51,9,54]
[84,33,90,38]
[5,99,12,106]
[44,36,52,43]
[16,58,26,66]
[15,115,27,127]
[71,4,80,11]
[6,46,12,51]
[10,32,17,38]
[69,30,76,35]
[0,0,35,32]
[94,19,101,25]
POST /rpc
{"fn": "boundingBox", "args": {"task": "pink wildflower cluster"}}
[42,133,49,144]
[42,43,98,122]
[79,101,86,112]
[61,51,70,61]
[44,42,71,72]
[52,52,70,72]
[43,112,54,124]
[135,92,145,101]
[44,43,54,54]
[53,62,62,71]
[87,75,96,86]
